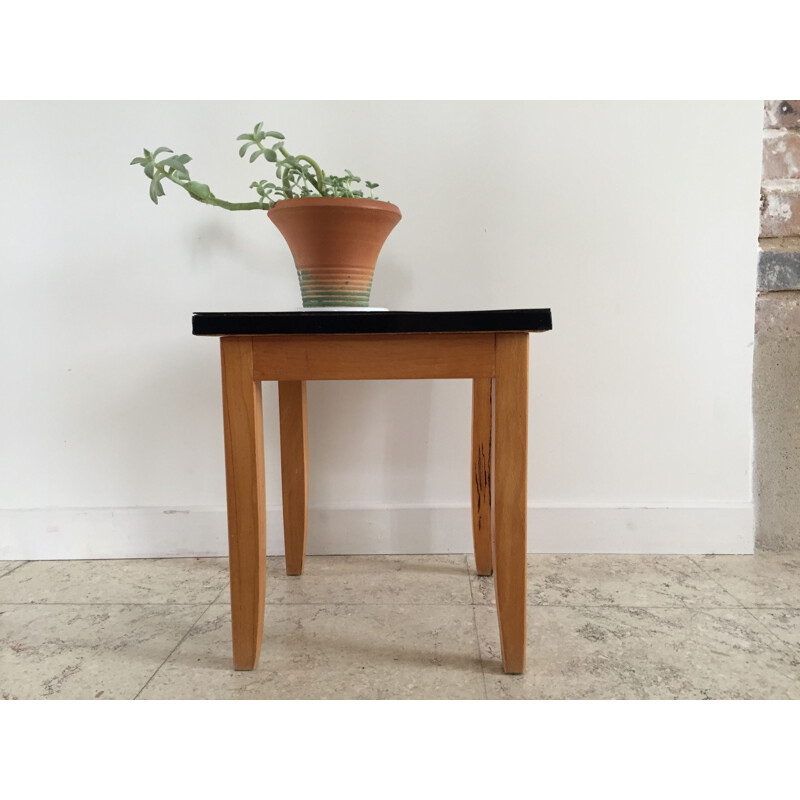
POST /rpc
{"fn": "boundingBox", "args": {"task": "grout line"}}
[210,584,229,604]
[0,561,31,578]
[465,554,476,605]
[465,554,490,698]
[218,601,773,609]
[2,600,485,607]
[686,555,750,608]
[5,598,794,609]
[731,604,800,655]
[732,607,800,684]
[471,605,489,700]
[133,604,213,700]
[0,600,229,606]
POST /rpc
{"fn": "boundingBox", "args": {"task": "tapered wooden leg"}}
[278,380,308,576]
[471,378,493,576]
[492,333,529,674]
[221,337,266,671]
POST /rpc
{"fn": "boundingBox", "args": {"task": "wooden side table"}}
[193,309,552,674]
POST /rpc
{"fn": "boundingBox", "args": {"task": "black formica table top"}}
[192,309,553,337]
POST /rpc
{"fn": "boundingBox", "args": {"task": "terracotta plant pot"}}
[268,197,402,308]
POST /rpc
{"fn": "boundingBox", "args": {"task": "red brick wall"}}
[760,101,800,241]
[754,101,800,550]
[758,102,800,291]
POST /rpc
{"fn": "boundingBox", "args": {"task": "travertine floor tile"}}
[0,558,229,605]
[213,555,472,606]
[5,554,797,701]
[748,609,800,654]
[474,605,800,700]
[139,603,485,699]
[469,554,741,608]
[0,603,205,699]
[690,553,800,607]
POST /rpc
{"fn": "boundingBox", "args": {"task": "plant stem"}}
[162,167,265,211]
[205,197,265,211]
[276,146,294,197]
[294,155,326,193]
[276,145,327,197]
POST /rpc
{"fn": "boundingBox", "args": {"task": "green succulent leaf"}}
[239,141,254,157]
[185,181,214,202]
[161,155,190,173]
[263,130,285,139]
[152,147,173,158]
[149,177,163,203]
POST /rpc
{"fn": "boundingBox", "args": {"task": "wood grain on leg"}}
[492,333,529,674]
[278,380,309,576]
[471,378,493,576]
[252,333,495,380]
[220,336,266,670]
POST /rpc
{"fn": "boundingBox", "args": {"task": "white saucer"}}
[294,307,389,312]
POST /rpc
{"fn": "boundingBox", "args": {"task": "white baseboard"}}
[0,504,754,560]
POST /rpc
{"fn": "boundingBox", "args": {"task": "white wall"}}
[0,101,762,557]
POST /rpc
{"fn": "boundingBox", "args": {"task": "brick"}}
[757,250,800,291]
[764,100,800,130]
[754,291,800,336]
[762,132,800,180]
[760,186,800,237]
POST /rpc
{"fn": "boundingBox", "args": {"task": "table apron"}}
[244,332,500,381]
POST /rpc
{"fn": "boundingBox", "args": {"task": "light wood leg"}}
[492,333,529,674]
[471,378,493,576]
[221,337,266,671]
[278,380,309,576]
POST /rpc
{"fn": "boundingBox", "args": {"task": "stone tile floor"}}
[2,553,800,700]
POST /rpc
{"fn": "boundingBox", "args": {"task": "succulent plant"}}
[131,124,382,211]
